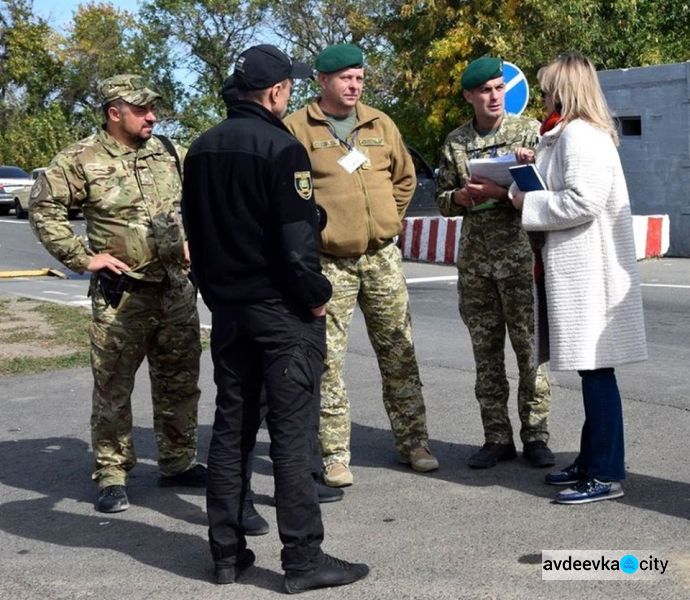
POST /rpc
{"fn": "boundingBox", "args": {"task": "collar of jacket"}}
[305,100,379,130]
[97,127,160,159]
[228,100,291,134]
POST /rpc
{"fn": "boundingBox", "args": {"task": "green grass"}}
[32,301,91,347]
[1,351,91,376]
[0,297,210,377]
[0,299,91,376]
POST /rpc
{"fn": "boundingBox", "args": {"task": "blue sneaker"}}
[556,478,624,504]
[545,463,585,486]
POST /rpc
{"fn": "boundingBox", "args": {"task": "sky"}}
[32,0,141,30]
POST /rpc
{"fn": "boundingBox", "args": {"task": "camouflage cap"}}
[461,57,503,90]
[98,74,162,107]
[314,44,364,74]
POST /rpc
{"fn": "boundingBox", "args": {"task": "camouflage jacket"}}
[29,129,188,286]
[435,114,540,277]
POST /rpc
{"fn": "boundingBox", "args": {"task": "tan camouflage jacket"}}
[285,100,416,258]
[30,129,188,286]
[436,114,540,277]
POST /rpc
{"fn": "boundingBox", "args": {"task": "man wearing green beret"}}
[285,44,438,488]
[30,74,206,513]
[436,57,554,469]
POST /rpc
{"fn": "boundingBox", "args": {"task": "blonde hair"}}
[538,52,618,145]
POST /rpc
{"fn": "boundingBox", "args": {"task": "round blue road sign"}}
[503,61,529,115]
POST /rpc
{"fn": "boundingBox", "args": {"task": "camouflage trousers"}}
[458,269,551,446]
[89,277,201,487]
[320,242,429,466]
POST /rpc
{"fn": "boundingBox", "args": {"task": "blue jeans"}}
[574,368,626,481]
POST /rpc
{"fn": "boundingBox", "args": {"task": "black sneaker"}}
[545,463,586,486]
[97,485,129,513]
[523,441,556,468]
[214,549,256,584]
[241,496,269,536]
[316,479,344,503]
[467,443,517,469]
[555,478,624,504]
[158,464,206,487]
[284,553,369,594]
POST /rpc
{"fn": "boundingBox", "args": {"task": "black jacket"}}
[182,101,332,311]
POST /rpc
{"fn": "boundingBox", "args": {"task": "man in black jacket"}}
[182,45,369,593]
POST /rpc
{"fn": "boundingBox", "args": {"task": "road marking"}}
[44,290,68,295]
[406,276,457,284]
[642,283,690,289]
[0,219,29,225]
[405,275,690,289]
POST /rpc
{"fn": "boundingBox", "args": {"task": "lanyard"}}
[324,121,360,151]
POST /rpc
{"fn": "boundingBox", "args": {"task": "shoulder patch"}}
[294,171,313,200]
[30,178,43,199]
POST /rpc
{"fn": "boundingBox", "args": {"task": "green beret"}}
[99,74,161,107]
[461,57,503,90]
[315,44,364,74]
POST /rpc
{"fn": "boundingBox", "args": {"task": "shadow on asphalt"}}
[1,421,688,589]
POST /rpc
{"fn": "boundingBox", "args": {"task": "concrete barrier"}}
[400,214,670,264]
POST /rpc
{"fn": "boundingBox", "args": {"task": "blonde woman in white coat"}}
[510,53,647,505]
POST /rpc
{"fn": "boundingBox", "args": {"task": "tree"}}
[0,0,63,110]
[386,0,690,162]
[0,0,67,168]
[139,0,269,137]
[269,0,397,110]
[59,2,174,133]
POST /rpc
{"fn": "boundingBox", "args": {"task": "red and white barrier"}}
[400,214,669,265]
[631,214,670,260]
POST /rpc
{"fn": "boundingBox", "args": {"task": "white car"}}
[0,165,33,218]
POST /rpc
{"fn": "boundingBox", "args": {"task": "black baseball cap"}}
[233,44,312,91]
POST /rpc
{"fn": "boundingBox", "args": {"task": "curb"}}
[0,268,68,279]
[400,214,670,265]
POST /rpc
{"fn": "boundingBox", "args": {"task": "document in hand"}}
[467,154,518,187]
[509,164,547,191]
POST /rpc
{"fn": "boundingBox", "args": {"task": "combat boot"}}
[467,443,517,469]
[283,553,369,594]
[241,495,269,536]
[159,463,207,487]
[97,485,129,513]
[523,441,556,468]
[323,463,353,487]
[214,549,256,584]
[401,445,439,472]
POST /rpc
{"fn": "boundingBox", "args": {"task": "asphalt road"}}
[1,215,689,599]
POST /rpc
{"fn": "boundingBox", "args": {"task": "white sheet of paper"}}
[467,154,518,187]
[338,149,367,173]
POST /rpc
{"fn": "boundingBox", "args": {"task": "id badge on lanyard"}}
[337,148,367,174]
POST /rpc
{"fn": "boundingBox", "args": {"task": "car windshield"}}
[0,166,30,178]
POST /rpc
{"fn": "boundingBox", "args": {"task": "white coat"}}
[521,119,647,371]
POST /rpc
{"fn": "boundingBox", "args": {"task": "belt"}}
[125,276,167,291]
[366,239,393,254]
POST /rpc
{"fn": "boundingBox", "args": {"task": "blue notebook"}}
[509,164,547,191]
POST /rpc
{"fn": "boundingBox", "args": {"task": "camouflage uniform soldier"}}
[29,74,206,513]
[436,57,555,469]
[285,44,439,487]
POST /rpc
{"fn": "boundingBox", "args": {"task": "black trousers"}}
[206,299,326,572]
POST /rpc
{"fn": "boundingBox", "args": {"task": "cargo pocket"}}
[284,345,320,395]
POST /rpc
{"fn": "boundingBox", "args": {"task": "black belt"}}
[125,276,166,290]
[96,271,166,308]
